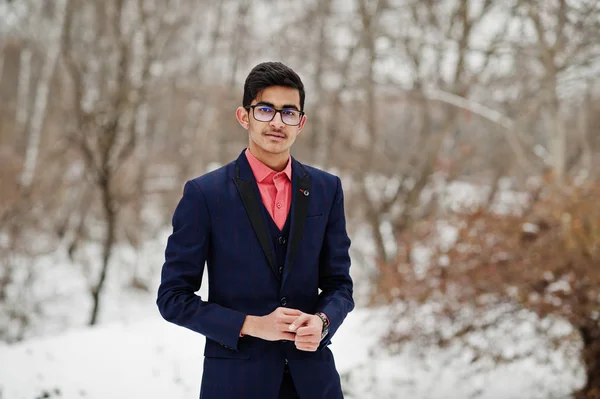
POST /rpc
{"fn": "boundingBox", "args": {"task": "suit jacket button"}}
[280,297,287,306]
[278,266,283,274]
[277,236,286,245]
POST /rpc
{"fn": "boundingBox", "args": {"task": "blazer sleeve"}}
[156,180,247,351]
[316,176,354,345]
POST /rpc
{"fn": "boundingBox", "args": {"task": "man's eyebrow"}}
[255,101,300,111]
[255,101,274,108]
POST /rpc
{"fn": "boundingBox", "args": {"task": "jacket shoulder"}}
[188,161,235,190]
[300,163,340,184]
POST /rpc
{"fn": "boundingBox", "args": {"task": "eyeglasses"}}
[245,105,304,126]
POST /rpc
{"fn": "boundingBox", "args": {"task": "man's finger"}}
[295,326,318,337]
[280,315,301,324]
[280,308,303,316]
[295,342,318,352]
[295,342,310,349]
[279,332,297,341]
[294,335,319,344]
[289,314,311,331]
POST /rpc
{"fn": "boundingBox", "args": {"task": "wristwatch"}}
[315,312,330,340]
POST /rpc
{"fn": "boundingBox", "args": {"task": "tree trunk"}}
[15,47,32,137]
[0,46,4,85]
[19,0,68,188]
[88,175,116,326]
[548,105,566,184]
[576,324,600,399]
[309,0,331,165]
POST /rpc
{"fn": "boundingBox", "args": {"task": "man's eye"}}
[282,110,296,116]
[258,107,273,113]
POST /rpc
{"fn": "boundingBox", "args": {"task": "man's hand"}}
[241,307,302,341]
[288,314,322,352]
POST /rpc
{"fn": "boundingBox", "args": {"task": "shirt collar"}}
[245,148,292,183]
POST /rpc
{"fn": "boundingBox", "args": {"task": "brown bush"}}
[379,181,600,398]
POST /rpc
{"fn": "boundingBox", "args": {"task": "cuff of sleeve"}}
[218,310,247,351]
[317,303,343,338]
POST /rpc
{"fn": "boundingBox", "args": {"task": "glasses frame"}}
[245,105,305,126]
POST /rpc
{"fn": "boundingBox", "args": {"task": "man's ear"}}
[236,107,249,129]
[297,114,307,133]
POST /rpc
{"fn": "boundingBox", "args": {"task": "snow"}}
[0,308,382,399]
[0,318,204,399]
[0,303,584,399]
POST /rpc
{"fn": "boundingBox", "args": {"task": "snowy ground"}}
[0,304,584,399]
[0,307,382,399]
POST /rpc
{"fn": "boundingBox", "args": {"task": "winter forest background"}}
[1,0,599,398]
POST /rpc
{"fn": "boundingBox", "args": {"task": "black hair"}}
[242,62,305,111]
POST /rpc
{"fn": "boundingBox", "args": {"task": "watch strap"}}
[315,312,330,340]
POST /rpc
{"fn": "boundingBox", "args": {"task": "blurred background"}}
[1,0,599,398]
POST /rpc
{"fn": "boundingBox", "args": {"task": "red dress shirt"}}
[245,149,292,230]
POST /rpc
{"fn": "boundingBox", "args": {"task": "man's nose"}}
[269,111,285,128]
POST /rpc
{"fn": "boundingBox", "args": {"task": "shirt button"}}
[276,202,282,208]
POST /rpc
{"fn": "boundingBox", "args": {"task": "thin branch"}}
[422,87,540,174]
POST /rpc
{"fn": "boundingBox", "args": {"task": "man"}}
[157,61,354,399]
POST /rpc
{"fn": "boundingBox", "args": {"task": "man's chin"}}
[262,139,287,149]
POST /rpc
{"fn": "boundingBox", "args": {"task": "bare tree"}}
[60,0,187,325]
[509,0,600,182]
[20,0,67,189]
[344,0,502,275]
[370,3,600,396]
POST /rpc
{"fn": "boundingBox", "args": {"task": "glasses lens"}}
[281,110,301,126]
[253,106,275,122]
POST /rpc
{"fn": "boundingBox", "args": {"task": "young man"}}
[157,62,354,399]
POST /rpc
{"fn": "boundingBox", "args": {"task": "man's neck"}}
[248,146,289,172]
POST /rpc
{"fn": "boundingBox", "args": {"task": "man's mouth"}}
[265,132,285,139]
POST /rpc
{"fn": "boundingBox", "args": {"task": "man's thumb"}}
[289,314,308,331]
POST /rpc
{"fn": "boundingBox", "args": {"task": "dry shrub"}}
[377,181,600,398]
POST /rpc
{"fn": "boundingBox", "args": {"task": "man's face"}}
[237,86,306,158]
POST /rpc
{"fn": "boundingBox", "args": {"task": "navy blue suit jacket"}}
[157,150,354,398]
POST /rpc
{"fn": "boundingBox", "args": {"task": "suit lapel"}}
[282,158,311,285]
[233,152,279,281]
